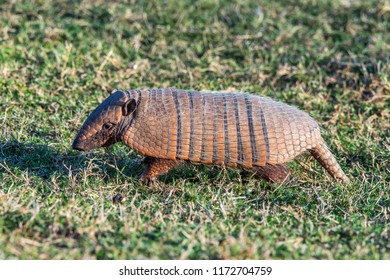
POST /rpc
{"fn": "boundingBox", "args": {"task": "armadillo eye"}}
[103,123,113,130]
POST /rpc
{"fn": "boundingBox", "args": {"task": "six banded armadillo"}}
[72,88,350,184]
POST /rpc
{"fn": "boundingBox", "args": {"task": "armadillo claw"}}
[139,175,158,187]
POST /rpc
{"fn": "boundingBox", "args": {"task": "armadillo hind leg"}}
[141,157,181,182]
[310,142,350,184]
[253,164,291,184]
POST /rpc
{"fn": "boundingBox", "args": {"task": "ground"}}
[0,0,389,259]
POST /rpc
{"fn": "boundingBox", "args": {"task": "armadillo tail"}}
[310,142,350,184]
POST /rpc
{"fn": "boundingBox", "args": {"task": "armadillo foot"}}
[139,176,158,187]
[253,164,291,184]
[140,157,180,182]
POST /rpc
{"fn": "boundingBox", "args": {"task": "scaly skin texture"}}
[253,164,292,184]
[73,88,350,185]
[140,157,181,182]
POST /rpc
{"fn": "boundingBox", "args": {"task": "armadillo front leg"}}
[253,164,291,184]
[141,157,180,182]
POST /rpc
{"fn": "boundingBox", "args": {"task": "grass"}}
[0,0,389,259]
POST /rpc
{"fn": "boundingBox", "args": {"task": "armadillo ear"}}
[122,99,137,116]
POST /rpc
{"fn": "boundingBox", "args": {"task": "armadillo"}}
[72,88,350,184]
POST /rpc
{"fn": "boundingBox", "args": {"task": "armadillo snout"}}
[72,138,87,151]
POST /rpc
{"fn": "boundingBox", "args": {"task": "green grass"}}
[0,0,389,259]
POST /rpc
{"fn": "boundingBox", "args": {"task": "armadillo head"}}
[72,90,138,151]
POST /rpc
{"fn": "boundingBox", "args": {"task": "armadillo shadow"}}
[0,140,270,187]
[0,141,142,184]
